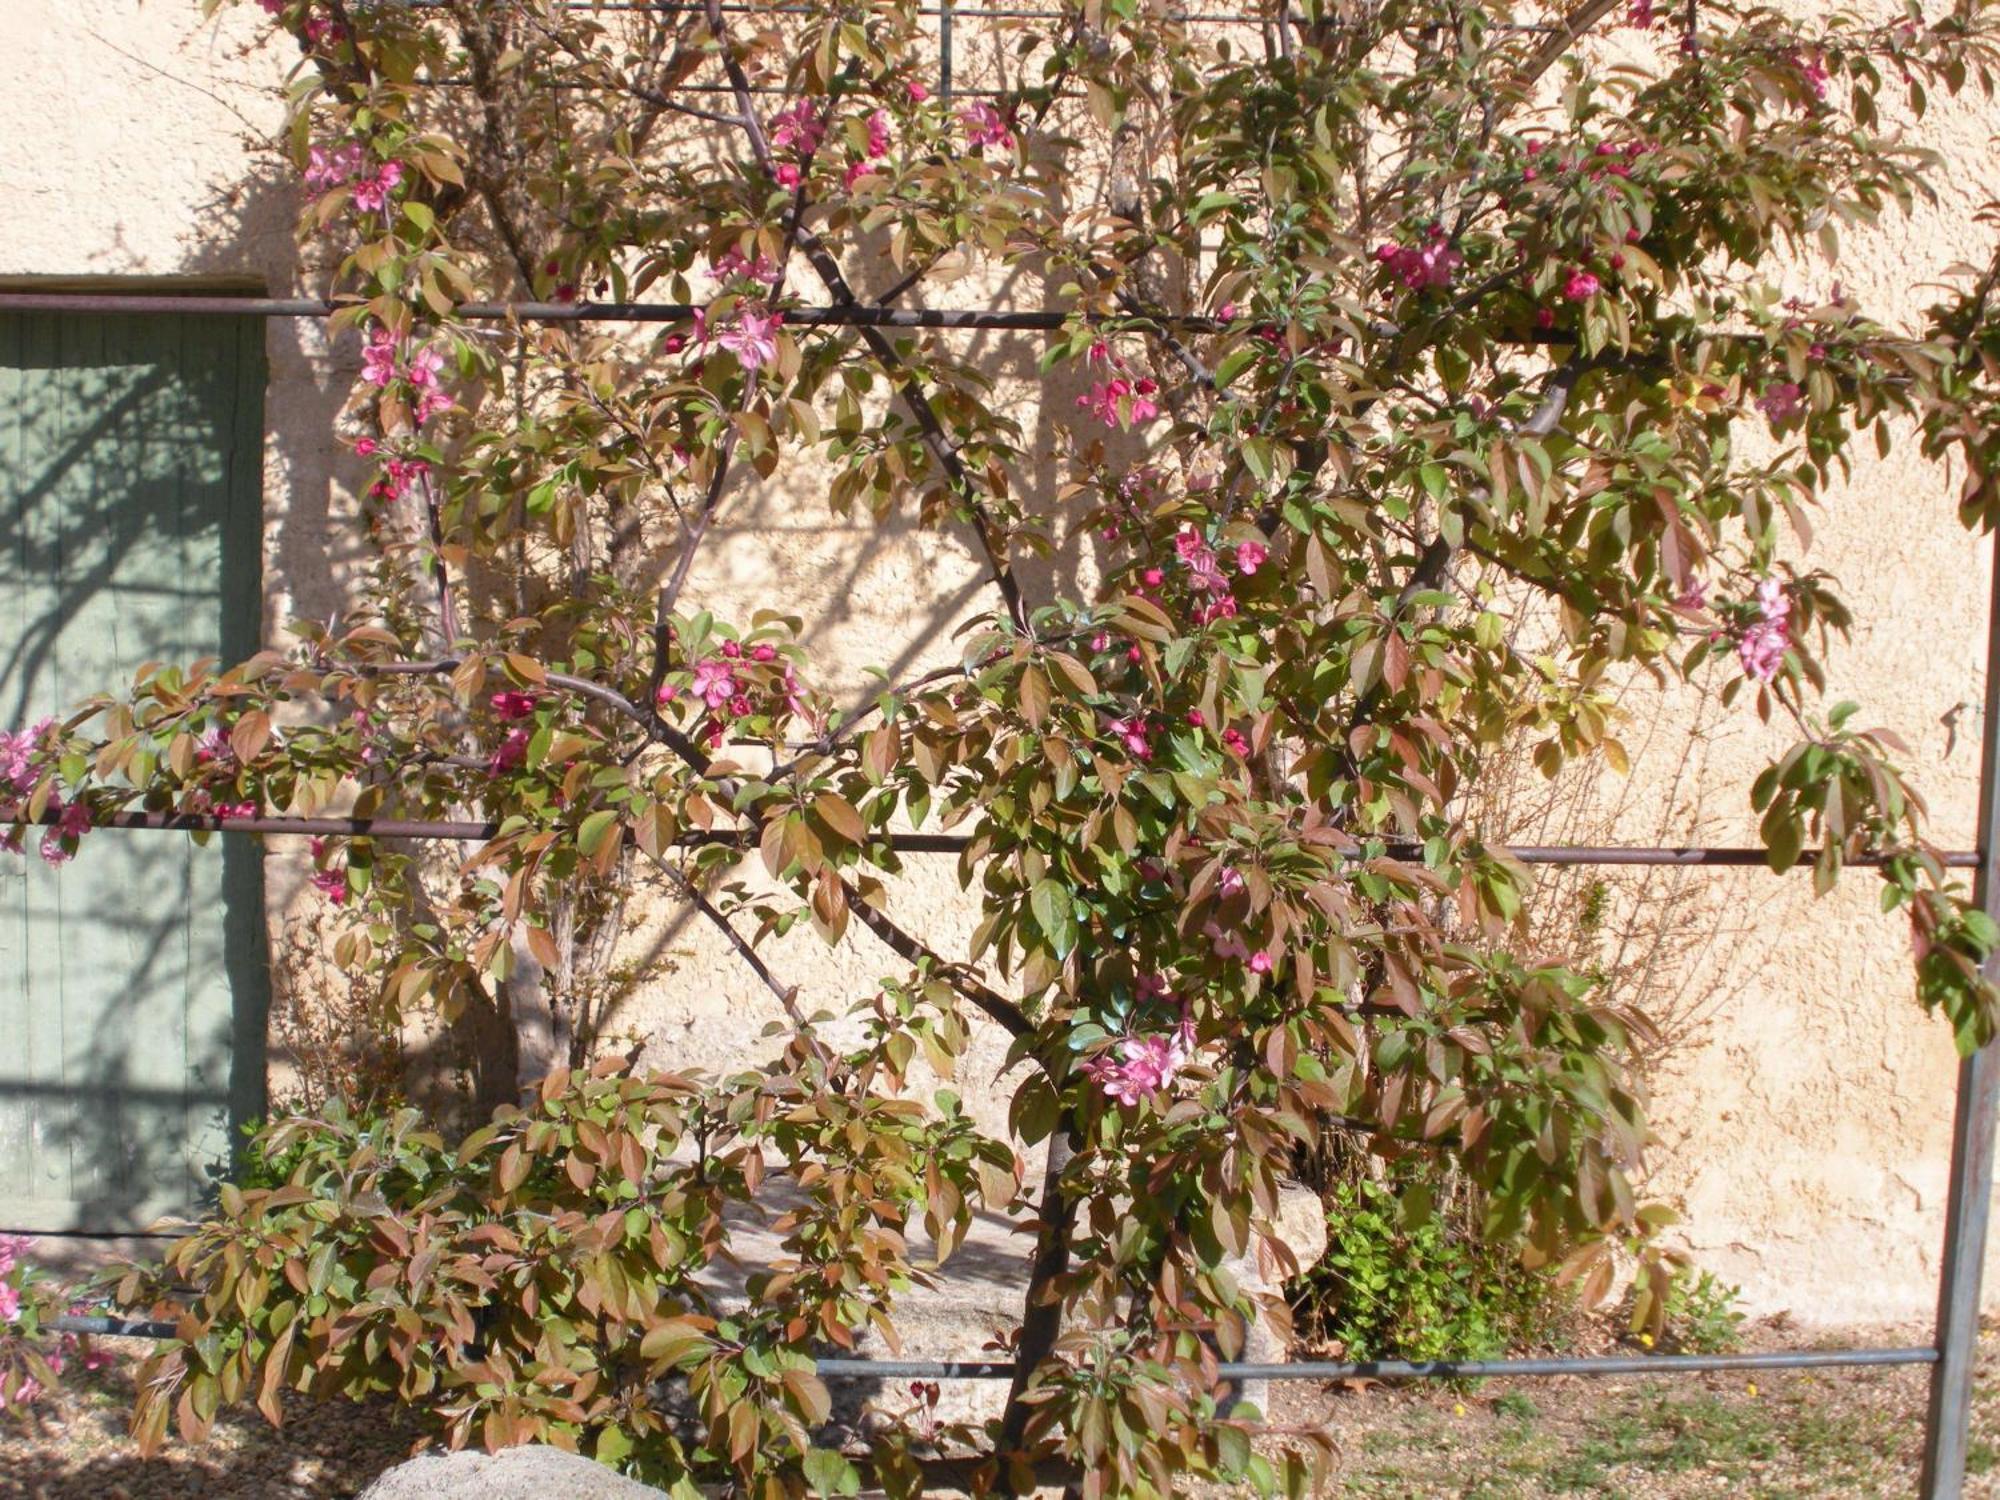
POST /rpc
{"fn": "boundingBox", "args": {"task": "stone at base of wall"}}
[358,1445,665,1500]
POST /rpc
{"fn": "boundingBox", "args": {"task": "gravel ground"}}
[3,1322,1994,1497]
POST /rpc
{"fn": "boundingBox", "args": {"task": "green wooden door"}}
[0,309,268,1233]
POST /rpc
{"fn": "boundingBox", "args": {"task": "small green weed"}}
[1661,1269,1746,1354]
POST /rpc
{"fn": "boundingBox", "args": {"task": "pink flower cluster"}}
[710,246,783,287]
[367,454,432,504]
[1756,381,1804,425]
[656,639,806,749]
[308,837,347,904]
[716,306,783,374]
[491,691,538,721]
[1081,1018,1196,1107]
[1375,226,1463,292]
[1107,714,1152,760]
[1738,578,1791,683]
[303,144,401,212]
[0,721,88,865]
[844,110,895,188]
[768,99,826,156]
[1077,375,1160,429]
[1171,525,1265,624]
[959,101,1014,150]
[360,327,451,424]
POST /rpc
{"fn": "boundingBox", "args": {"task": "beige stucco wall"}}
[2,0,1999,1325]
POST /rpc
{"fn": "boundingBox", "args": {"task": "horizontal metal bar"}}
[0,292,1215,331]
[46,1318,1935,1381]
[389,1,1561,26]
[0,805,1976,869]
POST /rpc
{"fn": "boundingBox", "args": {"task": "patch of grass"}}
[1492,1391,1540,1422]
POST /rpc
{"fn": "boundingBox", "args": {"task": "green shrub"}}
[1290,1172,1567,1363]
[111,1061,1017,1496]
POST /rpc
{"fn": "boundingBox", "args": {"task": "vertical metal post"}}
[939,0,954,102]
[1920,536,2000,1498]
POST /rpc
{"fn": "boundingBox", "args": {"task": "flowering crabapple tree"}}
[11,0,2000,1493]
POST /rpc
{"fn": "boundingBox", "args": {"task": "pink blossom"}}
[0,1234,27,1277]
[1562,270,1602,302]
[906,81,930,103]
[1083,1020,1195,1106]
[866,109,892,159]
[349,161,403,215]
[1128,378,1159,424]
[1235,540,1269,575]
[774,162,802,189]
[1217,867,1245,898]
[1627,0,1657,26]
[1756,381,1804,424]
[1186,709,1205,728]
[1376,233,1462,292]
[717,307,782,373]
[751,643,779,662]
[959,101,1014,150]
[1217,302,1237,323]
[488,727,531,775]
[1675,576,1708,611]
[1077,379,1126,426]
[40,800,90,866]
[490,691,537,721]
[311,868,347,904]
[1737,579,1791,682]
[1175,527,1228,593]
[354,436,378,458]
[1248,950,1273,974]
[405,344,445,389]
[303,142,364,193]
[1108,715,1152,760]
[1204,919,1251,963]
[709,247,781,285]
[361,326,399,387]
[769,99,826,156]
[1799,53,1830,101]
[691,658,740,710]
[1221,727,1251,757]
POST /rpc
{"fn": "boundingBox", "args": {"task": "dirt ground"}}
[2,1324,1994,1498]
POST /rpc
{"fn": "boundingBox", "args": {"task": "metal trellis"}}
[10,2,2000,1484]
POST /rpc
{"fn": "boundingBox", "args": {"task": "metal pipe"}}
[1919,538,2000,1498]
[0,806,1974,869]
[0,292,1214,331]
[45,1318,1937,1380]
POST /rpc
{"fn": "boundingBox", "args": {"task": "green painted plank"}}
[0,309,268,1232]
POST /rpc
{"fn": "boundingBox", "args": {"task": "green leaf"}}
[1029,878,1077,959]
[802,1447,860,1496]
[577,809,620,855]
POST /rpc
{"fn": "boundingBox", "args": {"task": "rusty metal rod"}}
[0,291,1218,331]
[43,1316,1936,1380]
[0,805,1975,868]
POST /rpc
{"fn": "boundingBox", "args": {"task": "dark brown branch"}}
[647,848,813,1029]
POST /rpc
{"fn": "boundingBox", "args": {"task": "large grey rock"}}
[358,1445,664,1500]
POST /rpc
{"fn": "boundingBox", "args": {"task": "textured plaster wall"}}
[1,0,1998,1323]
